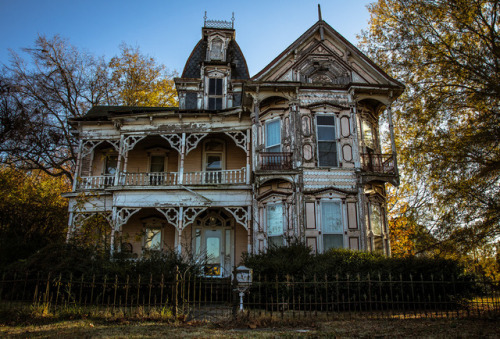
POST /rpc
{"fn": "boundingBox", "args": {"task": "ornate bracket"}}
[224,206,250,230]
[123,136,146,153]
[160,134,182,153]
[185,133,207,155]
[72,211,113,231]
[114,208,141,229]
[224,131,248,153]
[156,207,179,226]
[182,207,207,229]
[81,139,120,158]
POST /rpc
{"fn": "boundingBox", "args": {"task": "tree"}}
[0,35,115,182]
[361,0,500,257]
[109,43,177,106]
[0,166,70,268]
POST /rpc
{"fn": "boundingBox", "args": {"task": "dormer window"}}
[208,78,223,110]
[210,38,224,60]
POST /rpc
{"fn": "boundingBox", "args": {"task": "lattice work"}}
[123,136,146,153]
[224,131,248,153]
[224,206,250,230]
[156,207,179,226]
[160,134,182,153]
[185,133,207,155]
[182,207,207,229]
[114,208,141,229]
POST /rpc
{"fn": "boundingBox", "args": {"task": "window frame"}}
[207,77,224,110]
[320,200,345,252]
[266,202,284,247]
[265,118,282,153]
[316,113,339,167]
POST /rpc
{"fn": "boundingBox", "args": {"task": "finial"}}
[232,12,235,28]
[204,11,207,26]
[318,4,322,21]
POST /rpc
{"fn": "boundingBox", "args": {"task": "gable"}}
[252,20,403,89]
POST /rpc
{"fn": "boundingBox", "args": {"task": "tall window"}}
[208,78,223,110]
[317,115,338,167]
[267,203,284,247]
[369,203,384,253]
[104,155,118,175]
[362,120,375,150]
[321,201,343,251]
[150,156,165,173]
[265,119,281,152]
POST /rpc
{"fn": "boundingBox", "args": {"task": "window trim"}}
[315,113,340,168]
[205,77,225,110]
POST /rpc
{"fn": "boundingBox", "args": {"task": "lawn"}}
[1,318,499,338]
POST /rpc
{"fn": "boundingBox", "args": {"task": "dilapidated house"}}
[65,14,403,277]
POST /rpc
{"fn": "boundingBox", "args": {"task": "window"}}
[150,156,165,173]
[104,155,118,175]
[204,140,224,183]
[316,115,338,167]
[208,78,223,110]
[265,119,281,152]
[267,203,284,247]
[210,38,223,60]
[321,201,344,251]
[369,203,384,253]
[362,120,375,150]
[144,228,162,250]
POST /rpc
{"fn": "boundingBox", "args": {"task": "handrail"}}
[259,152,293,170]
[360,153,395,174]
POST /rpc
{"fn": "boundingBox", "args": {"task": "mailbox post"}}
[234,265,253,312]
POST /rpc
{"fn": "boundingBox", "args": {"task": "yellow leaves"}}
[109,43,178,107]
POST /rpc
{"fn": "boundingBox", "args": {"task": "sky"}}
[0,0,374,77]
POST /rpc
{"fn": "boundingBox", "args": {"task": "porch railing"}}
[259,152,293,170]
[360,153,395,174]
[77,168,247,189]
[78,175,115,189]
[183,167,246,185]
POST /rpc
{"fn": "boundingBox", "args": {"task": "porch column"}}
[386,105,399,179]
[251,97,260,172]
[110,206,118,256]
[246,129,251,185]
[66,211,74,242]
[177,206,184,254]
[72,140,83,191]
[247,205,252,253]
[179,133,186,184]
[114,135,125,185]
[348,95,361,168]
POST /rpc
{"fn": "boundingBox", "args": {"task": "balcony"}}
[360,153,395,175]
[77,168,247,190]
[259,152,293,171]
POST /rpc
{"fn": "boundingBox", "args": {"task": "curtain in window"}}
[266,120,281,152]
[267,203,283,236]
[321,201,342,233]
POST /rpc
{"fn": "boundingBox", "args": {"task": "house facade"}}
[65,15,403,277]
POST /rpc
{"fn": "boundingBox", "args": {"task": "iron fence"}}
[0,270,498,321]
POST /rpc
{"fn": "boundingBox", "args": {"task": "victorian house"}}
[65,14,403,277]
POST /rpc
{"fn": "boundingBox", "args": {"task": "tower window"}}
[208,78,223,110]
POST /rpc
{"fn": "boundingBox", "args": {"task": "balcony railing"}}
[76,168,247,189]
[259,152,293,170]
[360,153,395,174]
[78,175,115,189]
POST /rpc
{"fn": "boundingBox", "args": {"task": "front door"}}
[204,229,222,276]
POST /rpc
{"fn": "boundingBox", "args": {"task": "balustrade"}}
[360,153,395,174]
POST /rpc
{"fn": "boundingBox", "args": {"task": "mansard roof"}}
[181,33,249,80]
[251,20,404,93]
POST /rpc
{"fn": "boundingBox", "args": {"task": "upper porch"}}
[73,130,251,191]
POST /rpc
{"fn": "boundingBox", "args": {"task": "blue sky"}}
[0,0,374,76]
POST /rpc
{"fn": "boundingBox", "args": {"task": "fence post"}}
[174,266,179,318]
[231,266,238,318]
